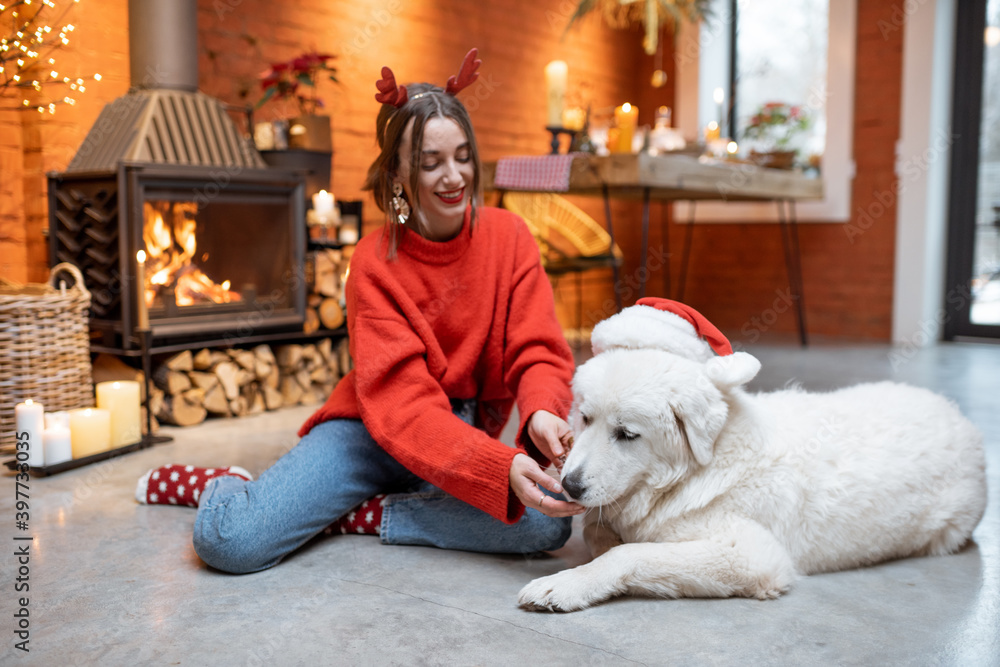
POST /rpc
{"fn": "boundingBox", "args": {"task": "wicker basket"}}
[503,192,623,267]
[0,263,93,450]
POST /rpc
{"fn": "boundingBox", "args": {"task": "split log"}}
[295,368,312,392]
[317,338,334,367]
[157,388,207,426]
[193,348,213,371]
[188,371,219,392]
[263,385,284,411]
[263,364,280,390]
[304,308,320,334]
[337,337,352,374]
[313,249,341,297]
[276,344,304,370]
[229,396,248,417]
[318,298,344,330]
[214,361,241,401]
[310,365,330,385]
[254,344,276,367]
[230,349,257,372]
[242,384,265,416]
[148,386,165,419]
[209,350,231,368]
[299,389,322,406]
[280,375,304,405]
[153,366,192,395]
[236,368,256,388]
[202,384,230,416]
[163,350,194,372]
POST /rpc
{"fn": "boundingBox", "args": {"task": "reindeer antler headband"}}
[375,48,482,107]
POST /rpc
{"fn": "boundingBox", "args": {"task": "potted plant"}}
[742,102,810,169]
[257,51,339,152]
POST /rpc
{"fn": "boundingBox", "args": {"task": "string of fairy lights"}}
[0,0,101,113]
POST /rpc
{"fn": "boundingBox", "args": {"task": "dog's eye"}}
[615,428,639,442]
[580,413,593,427]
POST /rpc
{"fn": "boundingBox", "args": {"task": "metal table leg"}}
[776,199,808,346]
[602,184,622,312]
[639,187,651,299]
[677,201,696,301]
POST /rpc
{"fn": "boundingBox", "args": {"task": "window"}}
[676,0,856,222]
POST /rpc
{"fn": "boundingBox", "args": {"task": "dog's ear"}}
[705,351,760,389]
[671,385,729,466]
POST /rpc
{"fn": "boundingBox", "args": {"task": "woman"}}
[136,49,584,573]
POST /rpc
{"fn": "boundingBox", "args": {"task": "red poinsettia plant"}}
[742,101,810,150]
[257,51,339,115]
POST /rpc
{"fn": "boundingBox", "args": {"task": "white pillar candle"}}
[15,399,45,467]
[43,426,73,466]
[312,190,335,215]
[545,60,568,128]
[69,408,112,458]
[95,380,142,448]
[45,410,70,430]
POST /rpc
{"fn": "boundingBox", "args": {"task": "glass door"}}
[945,0,1000,338]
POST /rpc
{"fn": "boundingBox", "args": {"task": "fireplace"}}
[49,164,305,350]
[46,0,308,352]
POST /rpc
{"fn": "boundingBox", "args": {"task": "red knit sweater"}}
[299,206,575,524]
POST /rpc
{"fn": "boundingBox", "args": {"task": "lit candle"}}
[613,103,639,153]
[95,380,142,448]
[69,408,112,458]
[704,120,721,142]
[713,87,725,130]
[43,426,72,466]
[544,60,568,128]
[312,190,335,215]
[136,250,149,331]
[15,399,45,467]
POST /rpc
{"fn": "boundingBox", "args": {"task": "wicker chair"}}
[502,192,623,339]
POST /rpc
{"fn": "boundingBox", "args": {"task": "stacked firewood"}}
[128,338,351,427]
[304,247,352,334]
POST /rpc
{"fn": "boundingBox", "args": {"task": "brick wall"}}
[0,0,904,342]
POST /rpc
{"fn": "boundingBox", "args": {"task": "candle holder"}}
[138,328,173,448]
[4,327,174,476]
[545,126,577,155]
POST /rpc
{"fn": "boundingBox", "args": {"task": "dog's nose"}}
[561,468,586,501]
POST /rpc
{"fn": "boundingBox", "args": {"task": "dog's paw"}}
[518,570,600,612]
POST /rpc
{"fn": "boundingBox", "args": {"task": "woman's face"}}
[395,115,474,241]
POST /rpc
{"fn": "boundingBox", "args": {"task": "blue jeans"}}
[192,402,572,574]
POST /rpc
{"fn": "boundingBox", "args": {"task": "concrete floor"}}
[2,341,998,666]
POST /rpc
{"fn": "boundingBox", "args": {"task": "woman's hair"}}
[362,82,483,256]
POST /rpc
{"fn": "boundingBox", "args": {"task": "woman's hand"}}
[509,453,585,517]
[526,409,574,468]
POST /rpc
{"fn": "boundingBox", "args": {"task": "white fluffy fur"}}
[518,346,988,612]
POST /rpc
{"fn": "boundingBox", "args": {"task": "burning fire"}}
[141,201,242,307]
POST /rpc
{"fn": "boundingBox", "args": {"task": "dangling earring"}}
[391,182,410,225]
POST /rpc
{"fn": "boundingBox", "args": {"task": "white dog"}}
[519,300,987,612]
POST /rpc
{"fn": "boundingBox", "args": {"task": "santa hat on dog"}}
[591,298,734,361]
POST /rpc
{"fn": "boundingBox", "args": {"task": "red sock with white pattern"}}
[327,494,386,535]
[134,464,253,507]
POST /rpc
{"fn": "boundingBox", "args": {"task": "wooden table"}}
[485,153,824,345]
